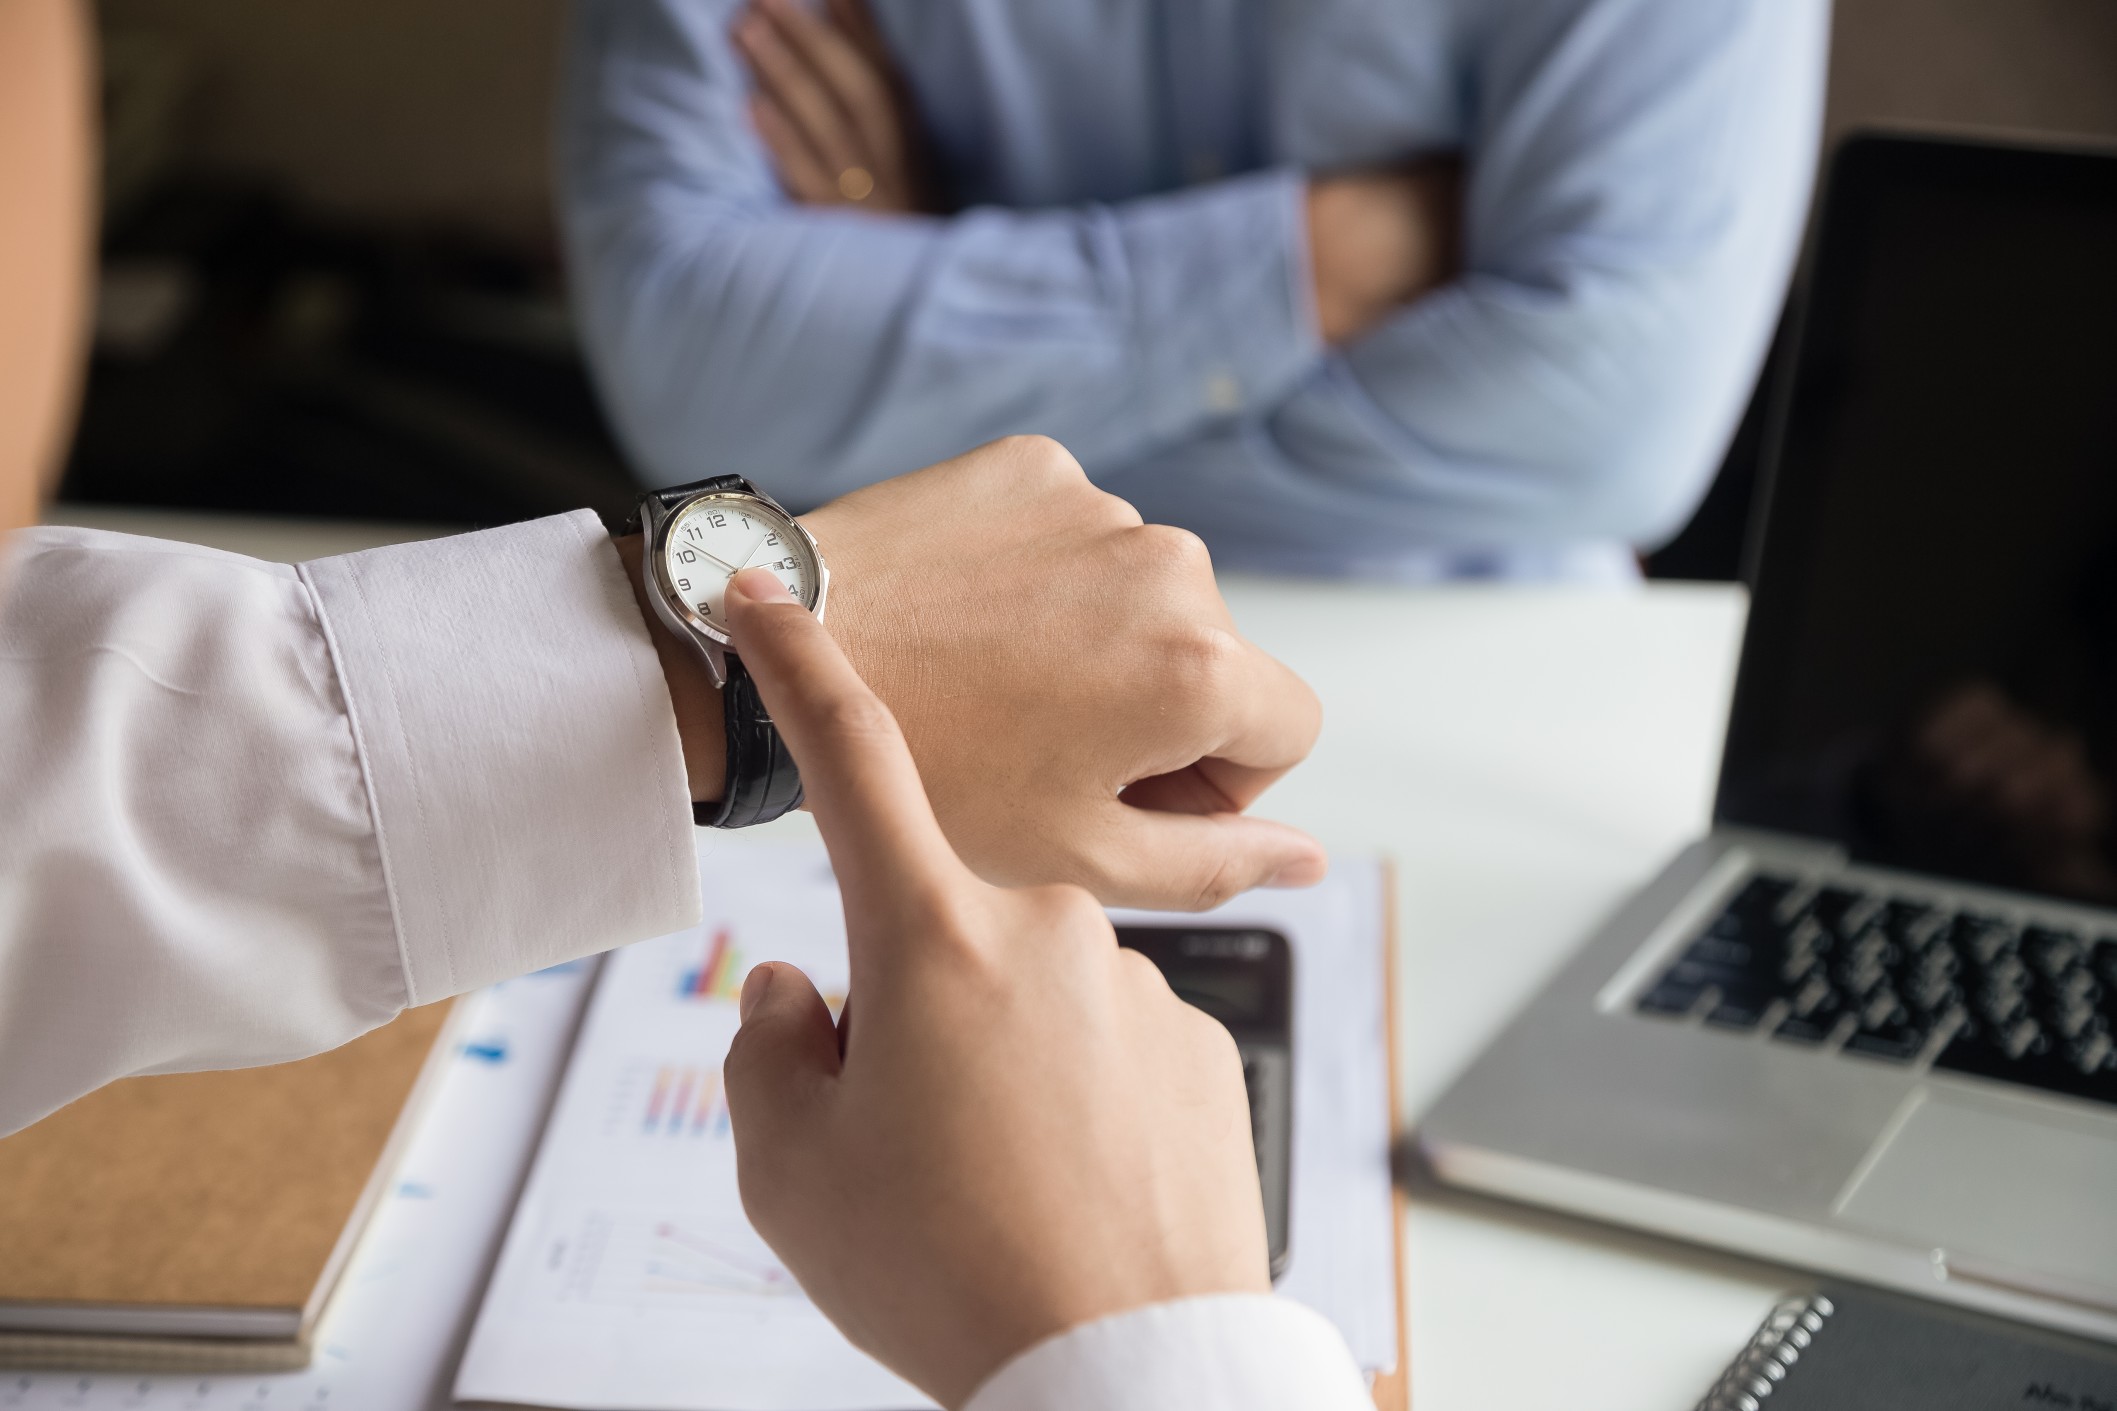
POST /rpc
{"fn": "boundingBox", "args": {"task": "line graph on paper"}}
[546,1209,802,1308]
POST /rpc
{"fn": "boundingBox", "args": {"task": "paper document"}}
[454,845,922,1411]
[456,839,1398,1410]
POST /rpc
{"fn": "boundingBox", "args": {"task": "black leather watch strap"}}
[695,653,804,829]
[623,473,750,537]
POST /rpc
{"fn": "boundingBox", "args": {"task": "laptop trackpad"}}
[1834,1087,2117,1305]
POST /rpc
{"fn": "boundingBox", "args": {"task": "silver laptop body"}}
[1419,133,2117,1342]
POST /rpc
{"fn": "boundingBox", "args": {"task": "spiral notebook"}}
[1698,1286,2117,1411]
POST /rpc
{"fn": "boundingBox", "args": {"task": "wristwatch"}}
[632,474,830,829]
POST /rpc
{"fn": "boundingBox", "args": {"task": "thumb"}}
[724,961,842,1146]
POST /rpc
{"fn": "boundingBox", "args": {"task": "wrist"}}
[615,533,728,807]
[795,503,900,705]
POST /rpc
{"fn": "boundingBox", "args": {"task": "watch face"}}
[658,494,820,640]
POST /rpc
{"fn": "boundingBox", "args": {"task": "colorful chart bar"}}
[676,927,745,1002]
[640,1063,730,1137]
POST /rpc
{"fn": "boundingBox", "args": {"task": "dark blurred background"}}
[60,0,2117,574]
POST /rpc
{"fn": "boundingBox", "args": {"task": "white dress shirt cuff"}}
[964,1294,1373,1411]
[300,510,701,1003]
[1121,167,1322,433]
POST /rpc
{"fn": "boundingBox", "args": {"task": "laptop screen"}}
[1718,135,2117,908]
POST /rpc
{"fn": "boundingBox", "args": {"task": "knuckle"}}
[1193,1008,1247,1076]
[1003,434,1087,484]
[1181,851,1250,913]
[901,882,1004,972]
[1090,487,1145,529]
[1116,944,1173,994]
[916,882,987,944]
[1058,848,1137,907]
[1164,623,1245,707]
[1032,882,1108,931]
[1132,522,1214,580]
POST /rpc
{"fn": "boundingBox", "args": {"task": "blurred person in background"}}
[563,0,1829,581]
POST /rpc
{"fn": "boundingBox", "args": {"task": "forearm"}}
[567,181,1320,502]
[563,0,1321,501]
[1106,0,1828,561]
[0,517,701,1135]
[0,0,93,534]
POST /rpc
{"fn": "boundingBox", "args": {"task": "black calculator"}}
[1114,925,1294,1278]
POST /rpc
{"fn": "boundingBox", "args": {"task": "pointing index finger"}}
[721,568,969,936]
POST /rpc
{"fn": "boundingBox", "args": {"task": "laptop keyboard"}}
[1637,873,2117,1107]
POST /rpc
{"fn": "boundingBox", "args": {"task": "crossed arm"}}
[562,0,1828,559]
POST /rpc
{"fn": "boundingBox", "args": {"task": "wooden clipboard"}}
[1370,863,1410,1411]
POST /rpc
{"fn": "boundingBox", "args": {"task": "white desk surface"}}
[46,505,1796,1410]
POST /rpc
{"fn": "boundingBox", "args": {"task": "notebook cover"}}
[0,1002,454,1334]
[1701,1285,2117,1411]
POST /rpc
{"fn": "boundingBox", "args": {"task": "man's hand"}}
[721,566,1270,1408]
[799,435,1325,910]
[1307,157,1463,345]
[733,0,936,212]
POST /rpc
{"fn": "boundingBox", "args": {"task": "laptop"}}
[1419,132,2117,1342]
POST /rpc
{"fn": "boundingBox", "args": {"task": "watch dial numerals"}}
[661,496,814,634]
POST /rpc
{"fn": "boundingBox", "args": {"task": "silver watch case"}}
[640,483,830,687]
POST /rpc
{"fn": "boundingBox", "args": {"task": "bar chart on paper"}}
[620,1062,731,1140]
[670,926,845,1016]
[455,844,927,1411]
[675,928,745,1003]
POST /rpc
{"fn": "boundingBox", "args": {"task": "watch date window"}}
[661,498,811,629]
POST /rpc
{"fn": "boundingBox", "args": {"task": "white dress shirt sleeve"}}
[965,1295,1374,1411]
[0,511,701,1136]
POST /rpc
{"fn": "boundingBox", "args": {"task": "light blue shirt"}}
[561,0,1828,579]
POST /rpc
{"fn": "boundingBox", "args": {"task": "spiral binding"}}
[1694,1293,1836,1411]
